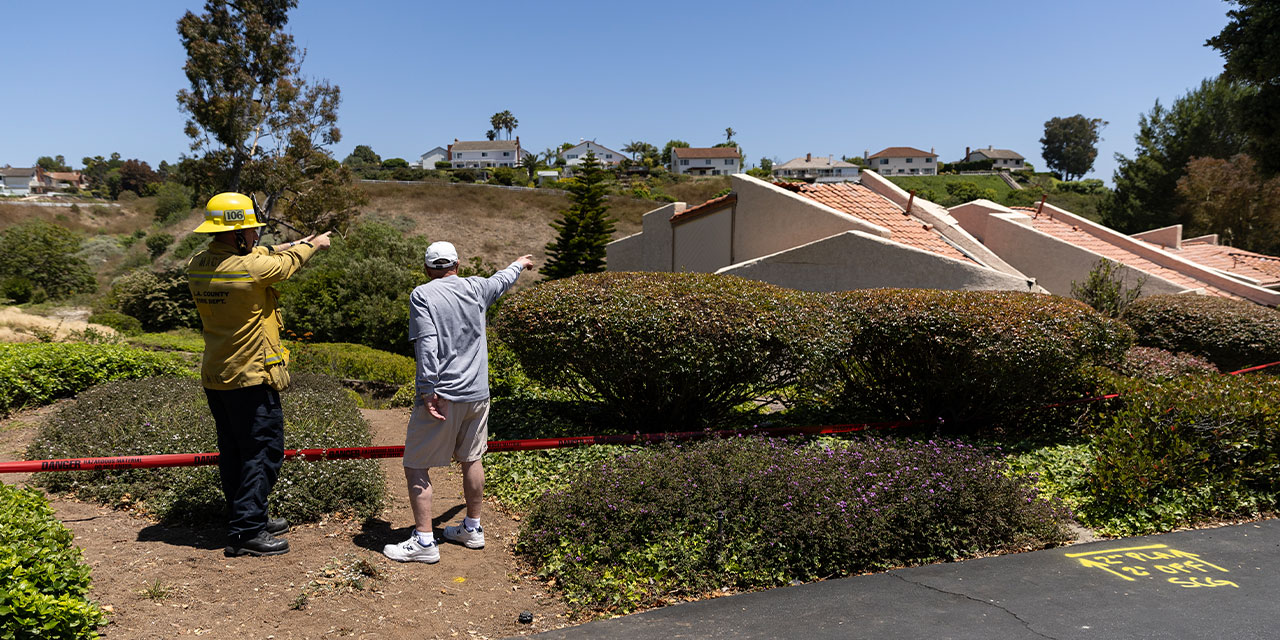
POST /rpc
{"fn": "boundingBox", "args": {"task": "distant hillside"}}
[886,173,1107,222]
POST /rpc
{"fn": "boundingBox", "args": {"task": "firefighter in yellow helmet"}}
[187,192,331,557]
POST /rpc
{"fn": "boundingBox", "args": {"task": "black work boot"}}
[225,530,290,557]
[265,517,290,535]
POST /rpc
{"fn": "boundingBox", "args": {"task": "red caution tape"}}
[0,420,931,474]
[5,361,1275,475]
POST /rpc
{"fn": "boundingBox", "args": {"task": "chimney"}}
[829,154,833,165]
[806,153,811,162]
[966,146,970,159]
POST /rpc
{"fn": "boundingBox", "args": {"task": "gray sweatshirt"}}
[409,262,524,402]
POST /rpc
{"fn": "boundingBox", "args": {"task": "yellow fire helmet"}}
[192,192,266,233]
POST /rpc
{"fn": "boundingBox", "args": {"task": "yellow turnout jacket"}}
[187,239,319,391]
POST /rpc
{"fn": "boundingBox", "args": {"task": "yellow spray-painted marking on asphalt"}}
[1065,544,1238,589]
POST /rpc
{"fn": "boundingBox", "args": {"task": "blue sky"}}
[1,0,1233,184]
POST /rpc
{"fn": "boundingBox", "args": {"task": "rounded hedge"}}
[494,272,821,432]
[0,343,192,415]
[1121,294,1280,372]
[287,341,415,385]
[28,374,386,524]
[518,436,1071,613]
[806,290,1131,433]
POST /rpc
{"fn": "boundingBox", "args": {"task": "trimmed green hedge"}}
[495,272,819,432]
[28,374,386,524]
[806,290,1131,434]
[0,343,192,415]
[1081,373,1280,536]
[519,436,1071,613]
[0,483,106,639]
[287,342,414,385]
[1122,295,1280,372]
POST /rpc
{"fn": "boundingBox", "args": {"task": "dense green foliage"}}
[1103,77,1254,233]
[543,151,616,279]
[278,221,430,356]
[495,272,817,431]
[1040,114,1106,181]
[109,267,200,332]
[1070,259,1145,318]
[86,311,143,336]
[288,341,414,384]
[29,375,385,523]
[1121,294,1280,371]
[518,436,1072,613]
[1080,374,1280,535]
[126,329,206,353]
[1120,347,1218,381]
[0,220,97,300]
[1208,0,1280,174]
[0,484,106,639]
[807,290,1131,434]
[153,181,196,223]
[0,343,191,415]
[145,233,175,259]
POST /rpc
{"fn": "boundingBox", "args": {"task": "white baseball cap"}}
[424,241,459,269]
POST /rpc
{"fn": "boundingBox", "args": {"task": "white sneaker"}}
[443,523,485,549]
[383,535,440,563]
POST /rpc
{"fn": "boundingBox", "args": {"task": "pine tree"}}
[543,151,615,279]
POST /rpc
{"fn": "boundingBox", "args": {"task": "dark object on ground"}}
[224,530,290,557]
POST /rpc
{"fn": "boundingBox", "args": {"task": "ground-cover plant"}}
[0,343,191,414]
[1122,294,1280,372]
[805,290,1132,437]
[0,483,106,639]
[495,272,821,432]
[28,374,386,524]
[1079,373,1280,536]
[287,341,414,385]
[126,329,206,353]
[518,436,1072,614]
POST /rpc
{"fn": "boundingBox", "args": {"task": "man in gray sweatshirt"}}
[384,241,534,564]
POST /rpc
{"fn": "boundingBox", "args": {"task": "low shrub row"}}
[1080,373,1280,536]
[0,343,191,415]
[1122,295,1280,372]
[28,374,386,524]
[518,436,1072,613]
[496,273,1131,436]
[288,341,415,386]
[0,483,106,639]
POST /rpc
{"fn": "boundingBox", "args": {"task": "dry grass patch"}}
[0,307,116,343]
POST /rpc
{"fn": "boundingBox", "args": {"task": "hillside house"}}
[417,146,448,169]
[44,171,86,191]
[962,147,1026,170]
[772,154,861,182]
[948,200,1280,306]
[0,167,42,196]
[867,147,938,176]
[447,138,522,169]
[606,172,1033,293]
[671,147,742,176]
[560,141,625,169]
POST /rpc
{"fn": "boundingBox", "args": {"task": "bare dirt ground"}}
[0,406,572,640]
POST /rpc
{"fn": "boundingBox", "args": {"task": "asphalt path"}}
[526,518,1280,639]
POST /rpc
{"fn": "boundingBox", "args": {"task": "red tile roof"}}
[781,182,973,263]
[672,147,741,159]
[1008,207,1238,297]
[867,146,936,159]
[1171,242,1280,287]
[670,193,736,225]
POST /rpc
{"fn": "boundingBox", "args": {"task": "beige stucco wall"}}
[719,230,1034,292]
[673,208,733,272]
[729,174,889,263]
[606,232,644,271]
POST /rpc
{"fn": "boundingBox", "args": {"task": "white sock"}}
[463,517,480,530]
[415,530,434,546]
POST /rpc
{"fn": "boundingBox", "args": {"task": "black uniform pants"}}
[204,384,284,540]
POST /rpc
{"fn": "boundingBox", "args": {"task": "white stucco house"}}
[416,146,448,169]
[962,147,1026,170]
[772,154,861,182]
[671,147,742,176]
[606,172,1034,293]
[560,141,625,169]
[447,138,522,169]
[0,168,42,196]
[866,146,938,176]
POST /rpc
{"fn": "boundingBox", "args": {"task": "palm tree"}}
[725,127,737,142]
[485,129,497,141]
[623,140,644,161]
[489,112,504,136]
[500,110,518,140]
[543,147,560,167]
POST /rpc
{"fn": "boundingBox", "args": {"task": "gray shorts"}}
[403,398,490,468]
